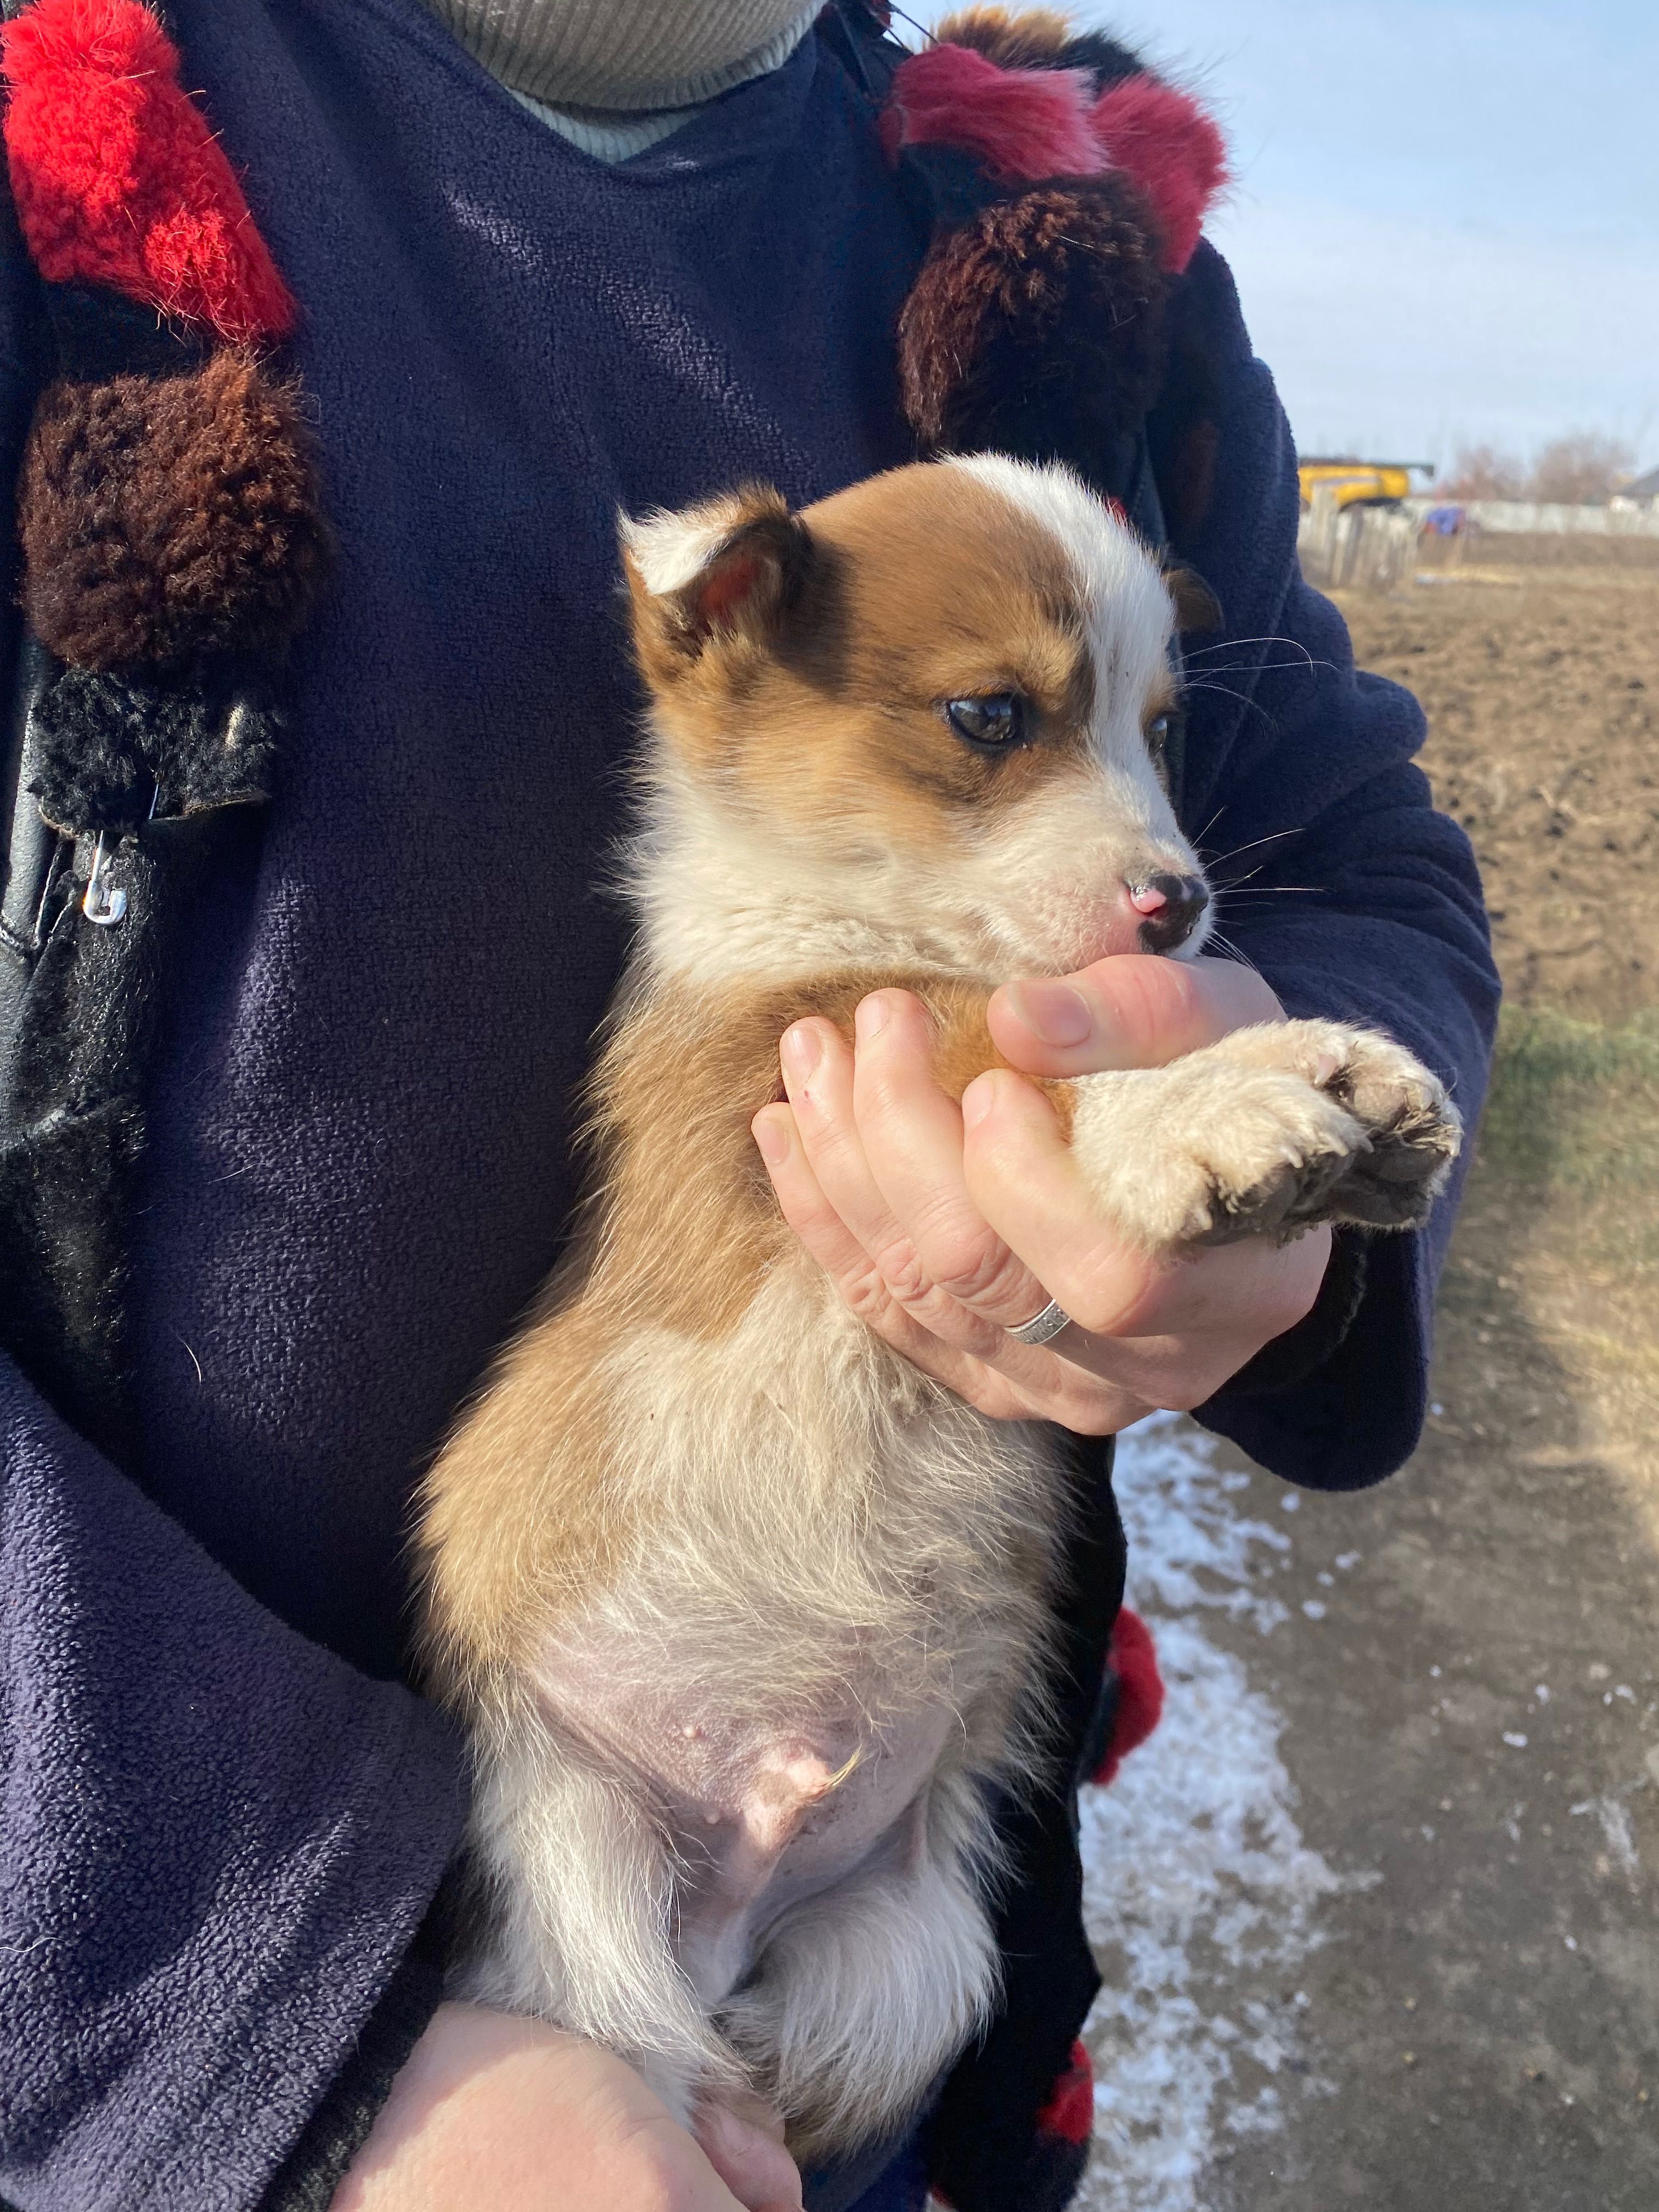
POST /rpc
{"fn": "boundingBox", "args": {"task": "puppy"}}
[417,456,1459,2162]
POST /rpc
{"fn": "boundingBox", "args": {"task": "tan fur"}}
[623,467,1101,854]
[934,5,1076,66]
[417,456,1459,2159]
[421,969,1052,1695]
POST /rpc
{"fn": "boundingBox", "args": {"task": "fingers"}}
[755,992,1330,1432]
[771,1012,969,1341]
[988,952,1286,1078]
[757,1084,1148,1428]
[959,1071,1165,1337]
[848,992,1049,1333]
[774,1001,1041,1352]
[752,1093,889,1317]
[961,1068,1335,1402]
[750,1097,1007,1402]
[752,1012,1126,1422]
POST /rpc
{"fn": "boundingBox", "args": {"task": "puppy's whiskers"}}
[1183,634,1330,676]
[1182,678,1278,731]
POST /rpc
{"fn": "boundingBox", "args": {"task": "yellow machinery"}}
[1297,458,1435,511]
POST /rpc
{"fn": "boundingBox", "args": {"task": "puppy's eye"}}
[1145,709,1182,759]
[945,694,1026,750]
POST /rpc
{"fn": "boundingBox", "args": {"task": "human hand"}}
[751,955,1331,1436]
[331,2003,802,2212]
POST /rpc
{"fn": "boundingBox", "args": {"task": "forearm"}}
[0,1357,468,2212]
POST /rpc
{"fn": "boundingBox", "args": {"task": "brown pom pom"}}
[898,174,1171,484]
[18,352,332,672]
[932,7,1075,67]
[932,7,1144,86]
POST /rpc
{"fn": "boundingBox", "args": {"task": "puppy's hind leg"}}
[459,1709,740,2122]
[717,1765,1002,2163]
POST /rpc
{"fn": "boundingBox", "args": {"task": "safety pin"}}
[82,832,127,926]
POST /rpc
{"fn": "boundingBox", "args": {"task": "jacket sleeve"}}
[0,1356,468,2212]
[1158,245,1501,1489]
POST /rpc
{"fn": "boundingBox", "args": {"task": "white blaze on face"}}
[944,455,1210,973]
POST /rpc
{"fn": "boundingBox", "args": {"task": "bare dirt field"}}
[1075,551,1659,2210]
[1355,545,1659,1022]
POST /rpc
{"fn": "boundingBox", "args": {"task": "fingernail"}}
[1005,980,1092,1047]
[752,1113,790,1166]
[961,1074,996,1129]
[781,1024,822,1081]
[855,994,889,1043]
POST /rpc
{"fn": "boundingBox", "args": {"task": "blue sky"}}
[1042,2,1659,473]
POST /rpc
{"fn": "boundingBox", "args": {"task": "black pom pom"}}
[27,662,282,835]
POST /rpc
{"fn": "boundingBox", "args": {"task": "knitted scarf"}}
[419,0,821,111]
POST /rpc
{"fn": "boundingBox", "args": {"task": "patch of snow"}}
[1302,1600,1328,1621]
[1503,1733,1528,1748]
[1076,1416,1375,2211]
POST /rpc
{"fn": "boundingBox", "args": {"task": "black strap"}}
[820,0,907,102]
[0,641,67,1084]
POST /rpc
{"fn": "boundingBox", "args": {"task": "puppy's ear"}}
[620,485,812,680]
[1164,564,1222,635]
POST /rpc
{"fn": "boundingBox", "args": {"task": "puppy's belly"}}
[535,1650,956,2006]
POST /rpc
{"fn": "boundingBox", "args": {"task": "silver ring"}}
[1006,1297,1073,1347]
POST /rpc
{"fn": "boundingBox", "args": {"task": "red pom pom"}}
[1091,76,1229,273]
[882,42,1103,184]
[1035,2040,1094,2147]
[1,0,296,345]
[1091,1605,1165,1786]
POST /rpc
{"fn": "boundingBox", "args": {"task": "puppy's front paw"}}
[1070,1061,1372,1250]
[1222,1021,1463,1229]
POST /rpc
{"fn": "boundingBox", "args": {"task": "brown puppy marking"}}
[625,466,1098,855]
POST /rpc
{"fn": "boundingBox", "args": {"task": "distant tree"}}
[1440,442,1527,500]
[1526,431,1636,505]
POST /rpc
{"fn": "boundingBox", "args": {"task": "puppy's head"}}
[621,456,1214,976]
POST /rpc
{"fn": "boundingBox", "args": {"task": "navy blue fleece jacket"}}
[0,3,1498,2205]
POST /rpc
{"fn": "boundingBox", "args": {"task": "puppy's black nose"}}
[1135,872,1209,955]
